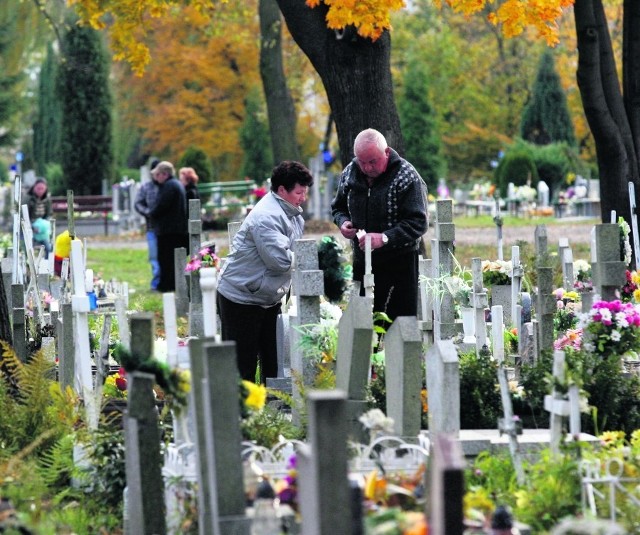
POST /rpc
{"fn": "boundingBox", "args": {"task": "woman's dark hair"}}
[270,161,313,192]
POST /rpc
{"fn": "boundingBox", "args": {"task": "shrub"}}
[494,144,538,197]
[178,146,214,184]
[459,349,502,429]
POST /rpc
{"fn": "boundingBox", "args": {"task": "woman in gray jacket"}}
[217,161,313,382]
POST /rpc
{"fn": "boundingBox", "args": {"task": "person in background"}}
[217,161,314,382]
[179,167,200,201]
[134,160,161,291]
[26,178,53,257]
[149,161,189,293]
[331,128,428,322]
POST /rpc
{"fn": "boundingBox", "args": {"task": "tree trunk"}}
[259,0,301,164]
[275,0,403,166]
[574,0,640,230]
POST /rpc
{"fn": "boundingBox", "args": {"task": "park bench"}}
[51,195,114,235]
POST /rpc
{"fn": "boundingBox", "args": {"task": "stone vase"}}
[460,306,476,344]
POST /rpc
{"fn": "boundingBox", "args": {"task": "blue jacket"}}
[218,191,304,306]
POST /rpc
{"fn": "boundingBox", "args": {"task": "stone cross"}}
[290,239,324,418]
[494,196,504,261]
[1,253,12,312]
[428,433,465,535]
[544,350,582,455]
[124,368,166,535]
[334,291,374,443]
[591,224,626,301]
[188,199,204,337]
[114,286,130,351]
[558,238,575,289]
[418,256,434,345]
[510,245,524,328]
[432,200,457,340]
[10,282,27,361]
[57,302,74,390]
[189,338,250,534]
[297,390,353,535]
[170,247,188,318]
[491,305,525,485]
[362,233,374,298]
[20,204,45,328]
[534,227,556,355]
[11,175,23,285]
[70,240,97,428]
[385,316,423,437]
[426,339,460,436]
[471,258,489,352]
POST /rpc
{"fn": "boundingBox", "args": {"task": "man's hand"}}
[340,220,358,239]
[358,232,386,250]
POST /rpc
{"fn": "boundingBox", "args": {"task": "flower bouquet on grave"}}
[573,259,593,293]
[578,300,640,359]
[620,269,640,303]
[184,245,220,274]
[619,216,633,266]
[103,368,128,399]
[481,259,512,287]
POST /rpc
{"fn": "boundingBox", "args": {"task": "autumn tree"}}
[57,23,113,194]
[520,48,576,146]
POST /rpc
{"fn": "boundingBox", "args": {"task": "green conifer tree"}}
[177,146,214,184]
[520,49,576,146]
[239,87,273,185]
[57,24,113,194]
[34,43,62,176]
[398,57,446,192]
[0,7,25,148]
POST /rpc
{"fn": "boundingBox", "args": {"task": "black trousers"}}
[217,293,281,382]
[353,249,419,320]
[157,233,189,292]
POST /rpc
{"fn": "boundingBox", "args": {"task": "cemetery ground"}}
[4,212,640,534]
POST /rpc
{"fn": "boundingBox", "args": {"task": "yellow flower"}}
[242,380,267,411]
[600,431,625,447]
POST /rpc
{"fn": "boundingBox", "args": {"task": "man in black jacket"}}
[331,128,428,320]
[149,161,188,292]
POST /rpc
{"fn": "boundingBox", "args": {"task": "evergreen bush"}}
[178,146,214,184]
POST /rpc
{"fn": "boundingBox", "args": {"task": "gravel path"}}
[86,218,597,250]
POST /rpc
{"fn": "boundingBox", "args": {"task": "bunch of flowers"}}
[359,408,395,442]
[621,269,640,302]
[185,246,220,274]
[295,299,342,365]
[481,260,512,286]
[103,368,128,399]
[469,181,495,200]
[274,455,298,511]
[619,216,632,266]
[554,328,583,352]
[573,259,593,292]
[513,185,537,203]
[579,300,640,358]
[443,273,473,307]
[240,380,267,417]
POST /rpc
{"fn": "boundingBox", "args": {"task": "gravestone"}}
[558,238,575,289]
[426,339,460,436]
[189,338,250,534]
[544,350,582,456]
[11,283,26,361]
[57,302,74,389]
[202,339,250,533]
[418,256,434,345]
[471,258,489,353]
[428,434,465,535]
[510,246,524,327]
[1,255,12,312]
[492,305,525,485]
[534,227,555,354]
[290,239,324,420]
[173,247,189,317]
[591,224,626,301]
[431,200,457,340]
[124,372,166,535]
[297,390,353,535]
[385,316,422,437]
[187,199,204,337]
[334,291,374,443]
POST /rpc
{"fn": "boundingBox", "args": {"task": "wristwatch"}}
[381,232,389,245]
